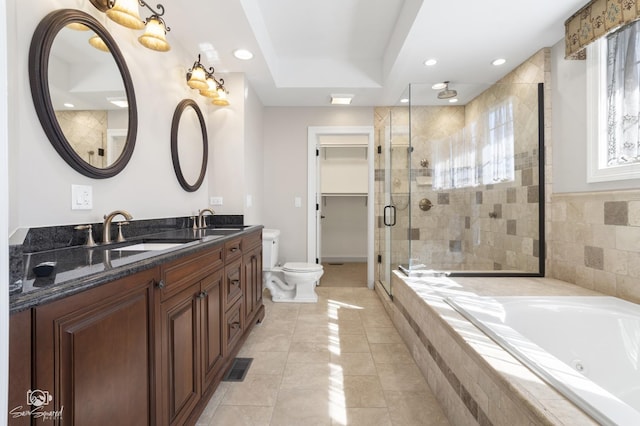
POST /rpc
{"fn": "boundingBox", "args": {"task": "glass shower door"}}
[377,107,410,297]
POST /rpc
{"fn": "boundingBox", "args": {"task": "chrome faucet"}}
[197,208,215,228]
[103,210,133,244]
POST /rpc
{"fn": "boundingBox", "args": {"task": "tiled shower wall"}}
[375,49,549,273]
[55,110,108,167]
[549,191,640,303]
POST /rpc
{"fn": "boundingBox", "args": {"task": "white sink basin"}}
[114,242,186,251]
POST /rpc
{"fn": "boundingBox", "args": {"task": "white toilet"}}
[262,229,323,303]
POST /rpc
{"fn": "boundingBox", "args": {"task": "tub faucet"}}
[197,208,215,228]
[103,210,133,243]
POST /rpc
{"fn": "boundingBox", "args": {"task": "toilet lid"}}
[282,262,323,273]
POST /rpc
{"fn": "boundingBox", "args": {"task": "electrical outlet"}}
[71,184,93,210]
[210,196,223,206]
[294,196,302,208]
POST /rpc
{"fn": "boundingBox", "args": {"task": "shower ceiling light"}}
[492,58,506,66]
[424,58,437,66]
[431,82,447,90]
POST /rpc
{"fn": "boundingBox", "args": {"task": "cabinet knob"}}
[230,322,240,330]
[157,280,165,289]
[197,291,207,299]
[230,247,239,252]
[231,279,240,286]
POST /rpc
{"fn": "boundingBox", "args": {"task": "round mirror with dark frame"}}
[171,99,208,192]
[29,9,137,179]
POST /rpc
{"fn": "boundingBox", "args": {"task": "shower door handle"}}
[383,205,396,226]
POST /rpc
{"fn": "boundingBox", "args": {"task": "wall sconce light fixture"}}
[90,0,171,52]
[186,55,208,90]
[186,55,230,106]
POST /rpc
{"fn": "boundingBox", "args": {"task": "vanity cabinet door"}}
[157,260,225,426]
[201,268,224,391]
[158,282,201,426]
[243,243,263,324]
[8,309,31,426]
[33,267,158,426]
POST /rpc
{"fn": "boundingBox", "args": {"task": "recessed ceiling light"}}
[449,98,459,103]
[63,103,74,108]
[424,58,437,66]
[400,98,409,104]
[107,97,128,108]
[432,82,447,90]
[330,94,353,105]
[233,49,254,60]
[492,58,506,66]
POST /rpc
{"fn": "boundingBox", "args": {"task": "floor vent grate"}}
[223,358,253,382]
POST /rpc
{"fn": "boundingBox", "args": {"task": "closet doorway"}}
[307,127,374,288]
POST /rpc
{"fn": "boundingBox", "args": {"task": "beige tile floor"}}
[320,263,368,288]
[196,285,451,426]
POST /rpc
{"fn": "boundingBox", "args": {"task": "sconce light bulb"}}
[139,17,170,52]
[106,0,145,30]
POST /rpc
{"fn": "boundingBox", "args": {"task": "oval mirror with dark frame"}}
[171,99,208,192]
[29,9,137,179]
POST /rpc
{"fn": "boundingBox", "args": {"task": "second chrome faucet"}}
[197,208,215,228]
[103,210,133,244]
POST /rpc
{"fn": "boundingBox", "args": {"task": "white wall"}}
[243,78,264,225]
[9,0,253,235]
[262,107,373,263]
[321,196,367,262]
[551,39,640,192]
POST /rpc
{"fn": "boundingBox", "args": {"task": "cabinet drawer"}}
[243,230,262,251]
[160,246,223,301]
[223,298,244,355]
[224,237,243,262]
[223,258,242,308]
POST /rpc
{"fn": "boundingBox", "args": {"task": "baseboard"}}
[321,257,367,263]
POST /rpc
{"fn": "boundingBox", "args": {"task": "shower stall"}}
[376,81,545,297]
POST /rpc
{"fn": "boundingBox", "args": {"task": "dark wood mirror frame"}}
[171,99,208,192]
[29,9,138,179]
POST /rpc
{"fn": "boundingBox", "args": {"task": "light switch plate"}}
[210,196,223,206]
[71,184,93,210]
[294,196,302,208]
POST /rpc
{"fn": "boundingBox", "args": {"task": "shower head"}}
[437,81,457,100]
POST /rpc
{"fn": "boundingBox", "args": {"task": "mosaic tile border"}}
[394,298,493,426]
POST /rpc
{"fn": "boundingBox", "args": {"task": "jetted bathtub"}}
[446,296,640,426]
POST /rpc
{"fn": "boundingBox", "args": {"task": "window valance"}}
[565,0,640,59]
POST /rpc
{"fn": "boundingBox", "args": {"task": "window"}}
[587,20,640,182]
[432,100,514,190]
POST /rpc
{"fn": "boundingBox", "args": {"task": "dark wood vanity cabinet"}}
[16,228,264,426]
[32,267,159,426]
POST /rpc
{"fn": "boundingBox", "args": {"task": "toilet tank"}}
[262,229,280,270]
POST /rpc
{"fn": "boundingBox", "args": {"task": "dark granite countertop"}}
[9,225,262,314]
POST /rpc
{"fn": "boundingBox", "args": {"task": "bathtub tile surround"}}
[377,274,600,426]
[549,190,640,303]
